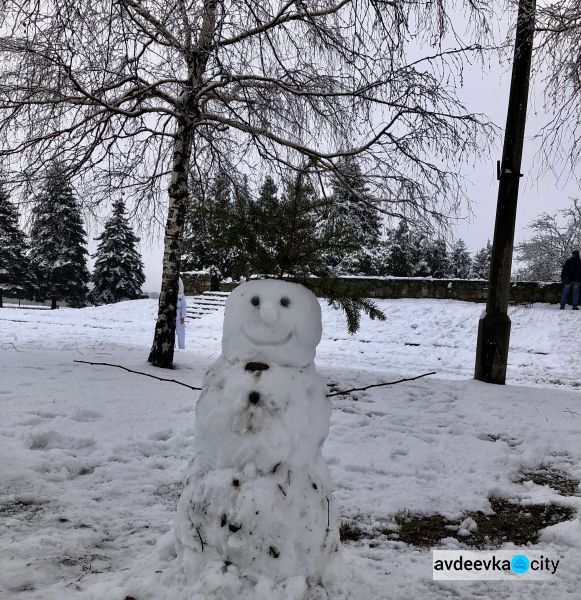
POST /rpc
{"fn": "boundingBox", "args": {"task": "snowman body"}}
[174,280,340,598]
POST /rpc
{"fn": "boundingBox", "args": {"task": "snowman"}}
[174,279,340,599]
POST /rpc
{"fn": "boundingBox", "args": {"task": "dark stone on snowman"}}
[244,361,270,372]
[174,280,340,599]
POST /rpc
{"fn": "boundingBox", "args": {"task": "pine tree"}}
[272,169,322,276]
[252,175,280,275]
[450,239,472,279]
[182,181,210,275]
[335,243,391,276]
[29,165,90,308]
[385,222,414,276]
[328,158,381,244]
[182,170,239,288]
[89,199,146,304]
[230,175,255,280]
[321,157,382,273]
[471,240,492,279]
[423,238,450,278]
[410,233,431,277]
[0,183,31,307]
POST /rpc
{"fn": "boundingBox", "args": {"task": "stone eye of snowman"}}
[251,295,260,307]
[280,296,290,307]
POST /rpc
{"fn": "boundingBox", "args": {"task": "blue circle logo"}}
[511,555,530,574]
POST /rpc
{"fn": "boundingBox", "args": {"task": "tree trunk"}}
[51,297,57,310]
[148,118,193,368]
[0,296,3,308]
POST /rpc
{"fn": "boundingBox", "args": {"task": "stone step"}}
[183,291,229,321]
[190,300,226,307]
[191,293,226,300]
[190,302,224,307]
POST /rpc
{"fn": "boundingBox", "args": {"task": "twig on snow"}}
[73,360,202,391]
[326,371,436,397]
[73,360,435,398]
[1,342,23,352]
[196,527,206,551]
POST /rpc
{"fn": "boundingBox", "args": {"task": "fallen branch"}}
[73,360,202,391]
[73,360,435,398]
[1,342,23,352]
[326,371,436,397]
[196,527,206,551]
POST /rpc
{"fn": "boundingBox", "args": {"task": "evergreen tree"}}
[423,238,450,278]
[409,233,431,277]
[253,175,281,275]
[321,157,382,274]
[0,183,32,307]
[335,243,391,276]
[384,222,415,276]
[471,240,492,279]
[328,158,381,244]
[29,165,90,308]
[230,175,255,280]
[182,181,210,275]
[272,169,322,276]
[450,239,472,279]
[182,170,241,288]
[89,199,145,304]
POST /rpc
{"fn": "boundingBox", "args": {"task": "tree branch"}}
[73,360,202,391]
[326,371,436,397]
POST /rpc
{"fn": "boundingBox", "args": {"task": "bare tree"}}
[0,0,493,367]
[516,198,581,281]
[535,0,581,167]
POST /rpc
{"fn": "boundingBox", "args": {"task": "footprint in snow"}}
[27,410,61,419]
[27,430,96,451]
[70,409,103,423]
[19,416,45,426]
[148,429,173,442]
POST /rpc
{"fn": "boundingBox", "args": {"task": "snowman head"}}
[222,280,322,367]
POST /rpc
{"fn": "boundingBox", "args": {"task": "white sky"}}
[452,51,580,259]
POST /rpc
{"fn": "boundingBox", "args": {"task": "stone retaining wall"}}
[212,276,563,304]
[182,272,212,295]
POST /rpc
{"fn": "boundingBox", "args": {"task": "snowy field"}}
[1,297,580,599]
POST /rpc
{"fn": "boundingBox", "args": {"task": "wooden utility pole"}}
[474,0,537,384]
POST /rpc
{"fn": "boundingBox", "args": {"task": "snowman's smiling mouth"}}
[243,329,294,347]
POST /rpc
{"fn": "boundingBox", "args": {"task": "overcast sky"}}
[452,52,579,257]
[87,36,580,292]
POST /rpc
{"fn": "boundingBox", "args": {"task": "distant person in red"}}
[560,250,581,310]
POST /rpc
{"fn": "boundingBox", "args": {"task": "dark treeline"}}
[182,163,493,285]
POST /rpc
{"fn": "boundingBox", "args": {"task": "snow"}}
[1,296,580,599]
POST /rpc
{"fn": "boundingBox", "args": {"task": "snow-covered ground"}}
[1,298,580,599]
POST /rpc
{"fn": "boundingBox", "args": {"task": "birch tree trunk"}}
[148,118,193,368]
